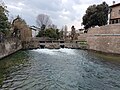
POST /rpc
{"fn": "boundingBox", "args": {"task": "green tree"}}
[37,27,60,40]
[36,30,44,37]
[0,3,10,36]
[96,2,109,26]
[45,28,57,39]
[82,2,109,29]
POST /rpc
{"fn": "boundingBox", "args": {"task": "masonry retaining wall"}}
[86,24,120,54]
[0,38,22,59]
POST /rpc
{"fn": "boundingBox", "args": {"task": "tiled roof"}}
[110,3,120,7]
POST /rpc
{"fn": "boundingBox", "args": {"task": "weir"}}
[38,40,88,49]
[39,40,65,49]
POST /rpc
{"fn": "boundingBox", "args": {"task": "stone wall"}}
[88,24,120,34]
[0,38,22,59]
[78,34,88,41]
[22,38,40,49]
[110,4,120,20]
[86,24,120,54]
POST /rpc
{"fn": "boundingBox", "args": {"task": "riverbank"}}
[0,38,22,59]
[88,49,120,61]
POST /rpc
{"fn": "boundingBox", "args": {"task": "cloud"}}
[3,0,120,30]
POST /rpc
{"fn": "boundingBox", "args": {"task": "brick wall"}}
[110,5,120,19]
[86,24,120,54]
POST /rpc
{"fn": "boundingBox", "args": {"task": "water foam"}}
[32,48,76,55]
[58,48,76,55]
[32,49,56,55]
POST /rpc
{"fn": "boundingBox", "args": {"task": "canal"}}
[0,49,120,90]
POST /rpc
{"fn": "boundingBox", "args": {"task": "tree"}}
[36,26,60,40]
[71,26,76,40]
[12,16,25,37]
[36,14,52,37]
[82,2,109,29]
[48,24,57,29]
[0,1,10,36]
[56,29,60,40]
[96,2,109,26]
[45,28,57,39]
[36,14,52,30]
[82,5,97,29]
[36,30,44,37]
[12,16,32,40]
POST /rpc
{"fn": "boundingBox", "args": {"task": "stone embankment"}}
[78,24,120,54]
[0,38,22,59]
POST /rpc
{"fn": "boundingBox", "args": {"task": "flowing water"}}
[0,49,120,90]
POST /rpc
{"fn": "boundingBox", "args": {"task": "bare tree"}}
[48,24,57,29]
[36,14,52,29]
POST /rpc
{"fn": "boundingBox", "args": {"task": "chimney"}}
[113,1,115,5]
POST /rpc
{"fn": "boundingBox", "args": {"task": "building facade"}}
[109,3,120,24]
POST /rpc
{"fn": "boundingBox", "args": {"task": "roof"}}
[110,3,120,8]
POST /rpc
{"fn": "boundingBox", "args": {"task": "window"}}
[119,10,120,15]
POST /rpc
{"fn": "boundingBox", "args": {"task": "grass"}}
[78,41,88,45]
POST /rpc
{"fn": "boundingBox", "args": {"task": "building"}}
[109,2,120,24]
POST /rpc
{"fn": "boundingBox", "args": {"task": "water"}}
[0,49,120,90]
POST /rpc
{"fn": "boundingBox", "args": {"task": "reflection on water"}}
[0,49,120,90]
[0,51,29,87]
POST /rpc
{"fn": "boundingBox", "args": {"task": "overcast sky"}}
[3,0,120,30]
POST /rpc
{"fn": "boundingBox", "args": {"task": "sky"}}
[3,0,120,30]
